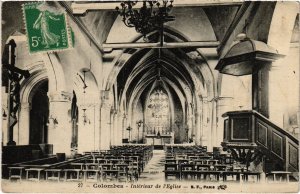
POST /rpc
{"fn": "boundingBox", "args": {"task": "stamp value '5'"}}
[23,2,71,53]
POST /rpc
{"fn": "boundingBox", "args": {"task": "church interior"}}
[1,1,299,192]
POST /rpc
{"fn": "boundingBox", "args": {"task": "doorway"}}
[29,81,49,144]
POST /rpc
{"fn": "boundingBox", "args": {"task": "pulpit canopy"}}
[215,38,284,76]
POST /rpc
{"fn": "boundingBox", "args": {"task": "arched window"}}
[146,88,170,132]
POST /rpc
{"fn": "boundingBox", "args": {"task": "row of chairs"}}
[62,145,154,182]
[166,145,234,164]
[164,162,251,181]
[8,145,153,183]
[164,146,259,182]
[83,145,153,175]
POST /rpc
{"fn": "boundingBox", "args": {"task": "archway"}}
[102,6,218,149]
[29,80,49,144]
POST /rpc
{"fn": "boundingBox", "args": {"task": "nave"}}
[1,1,299,193]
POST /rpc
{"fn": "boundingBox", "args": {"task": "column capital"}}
[100,90,110,100]
[201,96,208,102]
[217,96,234,100]
[111,108,118,115]
[100,90,111,108]
[48,91,72,102]
[79,103,100,108]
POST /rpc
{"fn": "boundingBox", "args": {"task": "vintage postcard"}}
[23,2,71,54]
[1,0,299,193]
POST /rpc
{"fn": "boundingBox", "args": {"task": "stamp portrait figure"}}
[33,4,61,48]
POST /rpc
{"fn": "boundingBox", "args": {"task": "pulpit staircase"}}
[221,110,299,181]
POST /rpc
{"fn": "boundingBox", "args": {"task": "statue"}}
[8,73,22,118]
[2,39,30,145]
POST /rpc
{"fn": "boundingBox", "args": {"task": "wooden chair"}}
[99,163,116,182]
[97,159,107,165]
[202,171,221,181]
[45,169,62,182]
[25,168,44,182]
[8,167,24,181]
[116,165,128,182]
[127,165,139,182]
[180,164,196,180]
[165,159,177,164]
[84,163,99,174]
[83,169,100,182]
[166,156,175,160]
[213,164,230,171]
[207,159,219,166]
[64,169,83,182]
[222,171,242,182]
[177,159,189,165]
[267,171,291,182]
[70,163,84,170]
[194,160,208,165]
[242,171,261,182]
[164,163,180,181]
[196,165,210,180]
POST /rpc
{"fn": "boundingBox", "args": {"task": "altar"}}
[144,132,174,145]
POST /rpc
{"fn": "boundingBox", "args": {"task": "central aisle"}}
[139,150,166,182]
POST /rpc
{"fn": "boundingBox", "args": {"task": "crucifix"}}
[2,39,30,145]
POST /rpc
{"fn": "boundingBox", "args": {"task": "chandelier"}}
[116,0,175,39]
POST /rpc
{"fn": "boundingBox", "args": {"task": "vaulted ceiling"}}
[78,5,240,44]
[75,4,241,109]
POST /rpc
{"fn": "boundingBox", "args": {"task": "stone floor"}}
[138,150,166,182]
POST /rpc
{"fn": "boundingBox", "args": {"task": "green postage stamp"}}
[23,2,71,53]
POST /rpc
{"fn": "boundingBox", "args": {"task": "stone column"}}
[216,97,233,146]
[252,64,271,117]
[94,103,101,150]
[194,112,200,145]
[211,99,218,148]
[110,108,115,146]
[122,113,127,143]
[17,102,31,145]
[99,92,111,150]
[48,91,72,156]
[77,103,100,153]
[114,112,123,145]
[188,114,194,143]
[205,100,213,151]
[197,99,203,146]
[201,97,210,149]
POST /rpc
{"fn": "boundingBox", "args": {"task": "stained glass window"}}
[146,88,170,132]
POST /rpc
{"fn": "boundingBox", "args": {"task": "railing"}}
[222,110,299,172]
